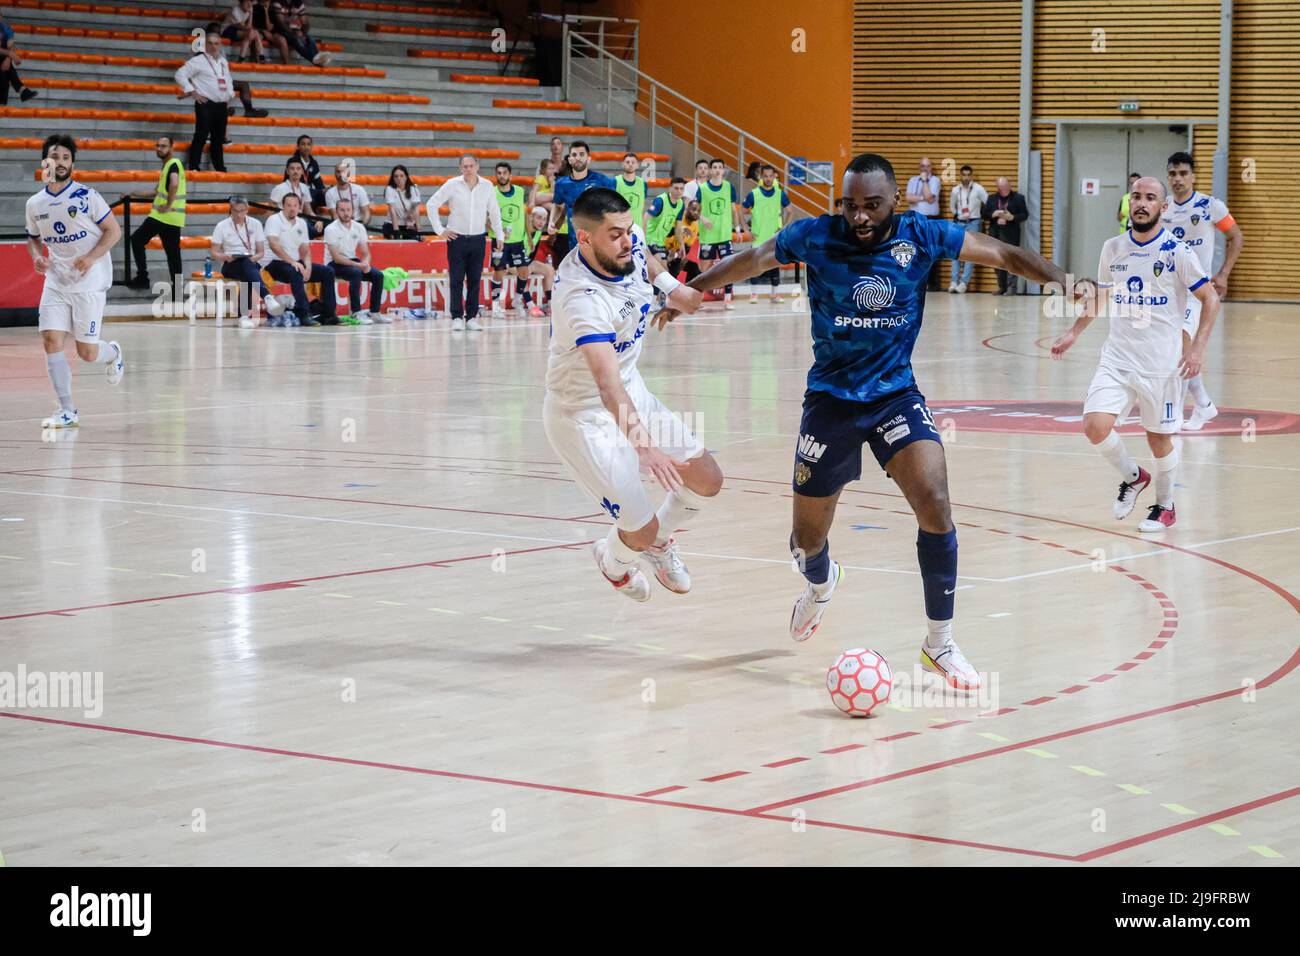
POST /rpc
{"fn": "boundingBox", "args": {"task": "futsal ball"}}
[826,648,893,717]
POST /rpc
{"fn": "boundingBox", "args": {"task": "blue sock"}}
[916,528,958,620]
[792,537,831,586]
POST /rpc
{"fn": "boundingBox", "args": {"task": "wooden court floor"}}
[1,292,1296,866]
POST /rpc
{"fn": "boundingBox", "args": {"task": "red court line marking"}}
[1059,685,1089,694]
[930,720,971,730]
[1134,651,1156,661]
[1149,641,1167,649]
[700,771,748,783]
[0,541,595,621]
[982,708,1018,717]
[879,732,921,742]
[762,757,810,769]
[820,744,866,755]
[1090,674,1116,683]
[637,786,686,798]
[1115,662,1139,672]
[1023,696,1056,706]
[1,470,608,526]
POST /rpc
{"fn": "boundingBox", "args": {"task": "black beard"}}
[593,247,635,276]
[847,212,895,249]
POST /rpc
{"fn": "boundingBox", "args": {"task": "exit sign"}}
[1118,100,1140,112]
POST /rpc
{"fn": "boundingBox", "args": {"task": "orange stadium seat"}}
[493,100,583,111]
[449,74,539,86]
[537,125,626,136]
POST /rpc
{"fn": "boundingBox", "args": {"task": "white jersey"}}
[1161,190,1231,274]
[545,227,654,411]
[25,181,115,293]
[1097,227,1209,375]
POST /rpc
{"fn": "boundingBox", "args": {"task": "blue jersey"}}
[553,171,617,235]
[774,211,966,403]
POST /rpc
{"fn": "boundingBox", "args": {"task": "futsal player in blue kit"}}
[654,153,1087,689]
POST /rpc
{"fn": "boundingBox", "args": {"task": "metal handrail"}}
[562,30,835,220]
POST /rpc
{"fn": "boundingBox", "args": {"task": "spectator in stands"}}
[210,195,285,327]
[427,154,502,332]
[548,136,570,178]
[983,176,1029,295]
[263,192,336,325]
[947,164,987,293]
[548,140,616,261]
[127,135,186,292]
[270,158,317,235]
[222,0,265,63]
[383,164,421,239]
[324,196,389,324]
[683,159,709,203]
[252,0,289,64]
[270,0,332,67]
[175,27,238,172]
[196,20,269,125]
[666,198,702,283]
[0,9,37,104]
[292,134,327,211]
[324,159,371,226]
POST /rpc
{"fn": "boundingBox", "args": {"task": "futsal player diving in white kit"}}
[25,133,125,429]
[544,187,724,601]
[1052,176,1221,532]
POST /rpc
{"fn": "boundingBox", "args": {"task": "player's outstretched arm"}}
[1050,279,1102,360]
[1181,282,1221,379]
[958,229,1067,289]
[580,340,684,491]
[645,250,702,315]
[652,235,781,329]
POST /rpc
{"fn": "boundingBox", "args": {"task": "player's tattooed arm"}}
[1181,281,1221,379]
[580,340,684,490]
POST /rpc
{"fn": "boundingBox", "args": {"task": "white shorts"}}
[1084,364,1182,434]
[544,373,706,532]
[1183,295,1201,336]
[39,287,107,343]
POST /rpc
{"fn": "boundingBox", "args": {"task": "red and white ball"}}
[826,648,893,717]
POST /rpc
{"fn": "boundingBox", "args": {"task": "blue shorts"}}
[699,241,733,261]
[792,385,941,496]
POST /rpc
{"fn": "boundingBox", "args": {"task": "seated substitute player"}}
[1162,150,1243,430]
[545,188,723,601]
[652,152,1085,689]
[26,134,125,429]
[1052,176,1220,533]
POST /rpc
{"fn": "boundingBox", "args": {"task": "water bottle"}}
[203,256,213,279]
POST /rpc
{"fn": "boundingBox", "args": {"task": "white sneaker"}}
[264,294,286,317]
[1114,467,1152,519]
[920,635,981,691]
[371,311,393,323]
[312,52,332,67]
[790,561,842,642]
[42,407,79,429]
[451,317,465,331]
[643,537,691,594]
[947,282,958,293]
[1182,401,1218,431]
[354,310,374,325]
[105,341,124,385]
[749,293,759,304]
[593,538,651,603]
[491,299,505,317]
[724,295,735,311]
[956,282,968,293]
[238,315,256,329]
[466,317,483,331]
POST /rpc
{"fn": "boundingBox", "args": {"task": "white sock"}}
[1187,373,1212,408]
[925,619,953,650]
[94,341,118,365]
[1153,448,1179,509]
[46,352,73,410]
[652,486,707,547]
[1096,430,1140,482]
[600,525,639,579]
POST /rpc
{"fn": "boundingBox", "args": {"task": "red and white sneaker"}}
[790,561,842,642]
[920,636,981,691]
[1114,467,1151,519]
[593,538,651,602]
[644,537,691,594]
[1138,504,1176,533]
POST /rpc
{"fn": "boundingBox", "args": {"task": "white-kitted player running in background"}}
[1052,176,1220,533]
[544,187,724,601]
[26,133,125,429]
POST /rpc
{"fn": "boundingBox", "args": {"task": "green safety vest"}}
[1118,192,1131,234]
[149,156,186,227]
[748,185,786,244]
[698,180,734,244]
[645,192,682,247]
[615,174,646,225]
[524,228,541,257]
[491,184,527,242]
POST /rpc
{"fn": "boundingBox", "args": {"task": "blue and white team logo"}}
[852,275,896,311]
[53,221,66,235]
[1127,276,1144,293]
[889,242,916,268]
[1172,226,1186,239]
[1159,238,1178,252]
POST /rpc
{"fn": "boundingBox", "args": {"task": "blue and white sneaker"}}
[42,407,79,429]
[409,308,428,320]
[105,341,124,385]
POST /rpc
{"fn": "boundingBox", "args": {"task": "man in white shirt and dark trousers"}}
[947,164,987,293]
[211,195,286,328]
[175,28,236,173]
[324,196,389,324]
[427,154,502,331]
[264,192,336,326]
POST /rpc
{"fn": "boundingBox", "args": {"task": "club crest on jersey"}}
[1152,261,1163,277]
[1190,214,1201,226]
[890,242,917,268]
[67,207,78,219]
[851,275,896,312]
[794,462,812,486]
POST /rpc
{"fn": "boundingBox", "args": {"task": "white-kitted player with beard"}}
[25,133,125,429]
[544,187,723,602]
[1052,176,1221,532]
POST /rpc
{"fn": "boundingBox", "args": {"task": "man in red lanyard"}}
[174,27,236,173]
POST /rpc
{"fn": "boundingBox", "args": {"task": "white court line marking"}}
[950,440,1300,474]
